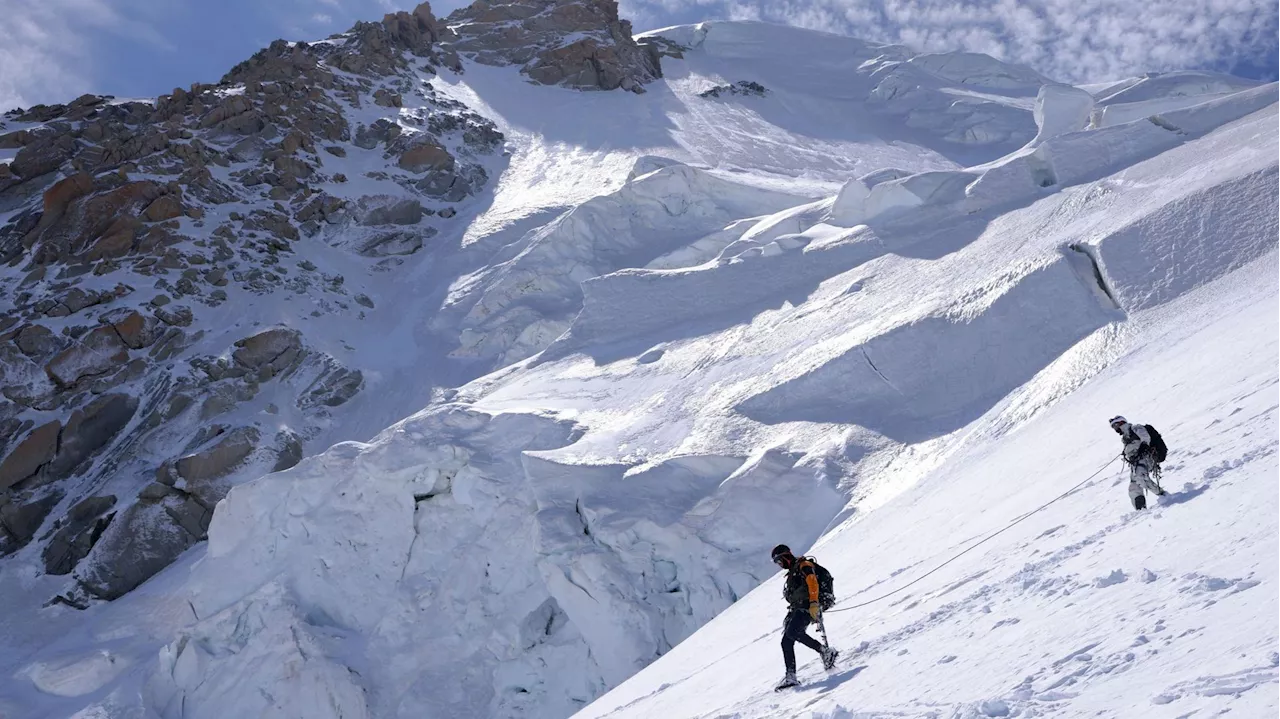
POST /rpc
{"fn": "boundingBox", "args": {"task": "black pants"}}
[781,609,825,673]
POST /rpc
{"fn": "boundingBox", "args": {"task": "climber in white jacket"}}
[1109,415,1166,510]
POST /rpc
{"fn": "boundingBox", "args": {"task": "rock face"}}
[0,420,61,490]
[76,501,201,600]
[45,326,129,388]
[447,0,662,92]
[176,426,260,484]
[0,0,480,593]
[232,328,302,374]
[0,0,657,606]
[42,495,117,575]
[0,490,63,553]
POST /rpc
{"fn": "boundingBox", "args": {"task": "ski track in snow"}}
[1,17,1277,719]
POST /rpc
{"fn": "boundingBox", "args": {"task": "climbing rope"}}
[823,453,1123,614]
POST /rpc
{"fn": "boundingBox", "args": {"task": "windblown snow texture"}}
[0,16,1276,719]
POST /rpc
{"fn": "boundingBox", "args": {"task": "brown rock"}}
[85,221,140,261]
[42,172,93,216]
[14,324,61,357]
[141,194,184,222]
[272,430,303,472]
[109,310,155,349]
[137,482,176,502]
[0,490,63,554]
[0,129,32,149]
[46,393,138,481]
[58,287,99,314]
[154,305,193,327]
[175,426,260,482]
[45,325,129,388]
[0,420,61,490]
[232,328,301,370]
[374,89,403,108]
[41,495,116,574]
[10,132,75,179]
[76,500,200,599]
[397,141,453,173]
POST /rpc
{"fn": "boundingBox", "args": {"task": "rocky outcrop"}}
[76,500,203,600]
[232,328,302,376]
[0,0,507,604]
[699,81,768,99]
[45,326,129,388]
[447,0,661,92]
[46,393,139,481]
[0,420,61,490]
[175,426,261,485]
[42,495,117,575]
[0,489,63,554]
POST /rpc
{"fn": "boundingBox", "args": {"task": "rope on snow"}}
[822,453,1123,615]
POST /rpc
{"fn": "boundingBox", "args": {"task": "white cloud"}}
[0,0,172,111]
[621,0,1279,83]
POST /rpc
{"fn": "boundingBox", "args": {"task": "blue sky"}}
[1,0,1275,111]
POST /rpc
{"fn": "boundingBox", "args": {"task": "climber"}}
[1110,415,1168,510]
[772,544,838,690]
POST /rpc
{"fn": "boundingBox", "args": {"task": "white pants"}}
[1127,457,1162,505]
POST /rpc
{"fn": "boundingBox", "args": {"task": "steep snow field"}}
[577,246,1279,719]
[1,18,1276,719]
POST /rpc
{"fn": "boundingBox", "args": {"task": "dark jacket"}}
[782,557,821,611]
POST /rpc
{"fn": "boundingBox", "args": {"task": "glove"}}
[809,602,821,621]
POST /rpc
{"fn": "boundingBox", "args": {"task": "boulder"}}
[0,490,63,554]
[300,366,364,408]
[46,393,138,481]
[175,426,260,483]
[10,132,75,179]
[232,328,302,372]
[446,0,661,92]
[154,305,194,327]
[272,430,304,472]
[0,420,61,490]
[14,324,61,357]
[359,198,424,226]
[42,172,93,216]
[141,194,184,222]
[0,129,32,149]
[57,287,101,314]
[41,494,117,575]
[360,231,424,257]
[397,141,453,173]
[27,180,160,264]
[353,119,401,150]
[108,310,156,349]
[75,500,199,600]
[0,345,58,410]
[45,325,129,387]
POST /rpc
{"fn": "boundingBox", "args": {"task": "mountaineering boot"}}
[822,646,840,670]
[1155,486,1167,496]
[775,672,800,690]
[1133,495,1147,510]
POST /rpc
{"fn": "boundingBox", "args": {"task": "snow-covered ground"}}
[577,245,1279,719]
[0,17,1276,719]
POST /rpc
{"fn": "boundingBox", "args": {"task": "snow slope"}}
[1,16,1276,719]
[571,89,1279,718]
[578,254,1278,719]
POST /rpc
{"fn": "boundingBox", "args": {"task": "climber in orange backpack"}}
[772,544,839,689]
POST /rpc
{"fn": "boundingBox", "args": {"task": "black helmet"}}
[771,544,792,561]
